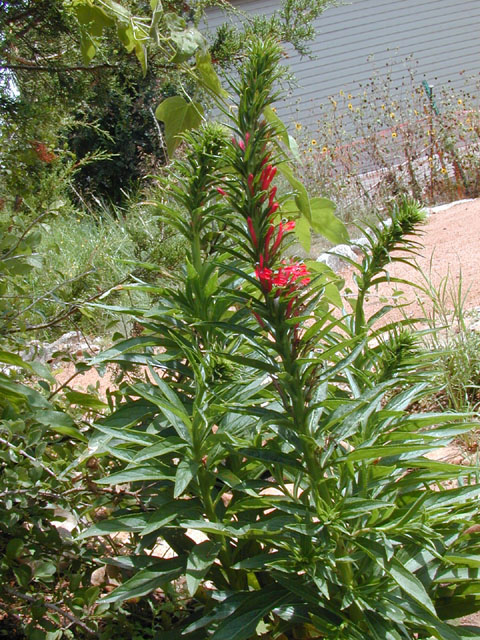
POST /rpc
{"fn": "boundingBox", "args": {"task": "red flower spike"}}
[269,202,279,216]
[238,139,245,152]
[264,224,275,260]
[284,220,295,232]
[245,132,250,146]
[252,310,265,328]
[217,187,227,197]
[247,217,258,248]
[270,222,284,256]
[248,173,255,195]
[260,165,272,191]
[268,186,277,208]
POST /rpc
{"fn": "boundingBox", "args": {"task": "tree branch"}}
[3,586,98,636]
[0,63,117,73]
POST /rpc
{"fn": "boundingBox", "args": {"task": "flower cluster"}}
[229,130,311,320]
[255,257,310,293]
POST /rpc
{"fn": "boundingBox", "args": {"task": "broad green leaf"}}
[295,215,311,252]
[277,162,311,222]
[174,459,199,498]
[6,539,24,561]
[170,26,205,63]
[186,541,221,596]
[75,4,115,35]
[195,49,228,98]
[65,390,108,411]
[155,96,204,156]
[310,196,349,244]
[0,350,33,370]
[117,24,135,52]
[100,557,185,603]
[13,565,31,588]
[0,375,50,409]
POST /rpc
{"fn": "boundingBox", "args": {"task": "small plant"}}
[80,39,480,639]
[415,262,480,420]
[296,62,480,228]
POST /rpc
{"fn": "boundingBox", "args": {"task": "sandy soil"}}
[349,198,480,326]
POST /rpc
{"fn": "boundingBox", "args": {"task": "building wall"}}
[204,0,480,132]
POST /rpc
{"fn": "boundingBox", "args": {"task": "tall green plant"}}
[82,39,480,639]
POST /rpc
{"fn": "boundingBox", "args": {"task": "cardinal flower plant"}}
[84,40,480,639]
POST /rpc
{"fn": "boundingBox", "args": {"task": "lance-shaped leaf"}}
[100,556,186,603]
[186,541,221,596]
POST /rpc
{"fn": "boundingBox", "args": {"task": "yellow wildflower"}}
[391,131,397,138]
[348,103,353,110]
[441,167,447,174]
[322,146,328,153]
[458,98,463,105]
[311,139,317,145]
[295,122,302,131]
[390,112,395,119]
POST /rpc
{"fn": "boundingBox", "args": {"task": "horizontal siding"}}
[204,0,480,135]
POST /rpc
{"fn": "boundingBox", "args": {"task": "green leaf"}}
[75,4,115,35]
[13,565,32,588]
[295,215,311,252]
[65,390,108,411]
[0,350,33,370]
[211,585,290,640]
[174,459,199,498]
[100,557,185,603]
[310,197,349,244]
[195,51,228,98]
[155,96,204,156]
[346,443,437,462]
[444,555,480,569]
[78,514,150,539]
[277,162,311,222]
[238,447,303,471]
[6,538,24,561]
[168,18,205,63]
[95,461,174,484]
[186,541,221,597]
[0,375,50,409]
[388,557,436,615]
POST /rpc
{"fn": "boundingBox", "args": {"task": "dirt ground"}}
[352,197,480,326]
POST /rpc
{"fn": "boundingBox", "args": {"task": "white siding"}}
[204,0,480,131]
